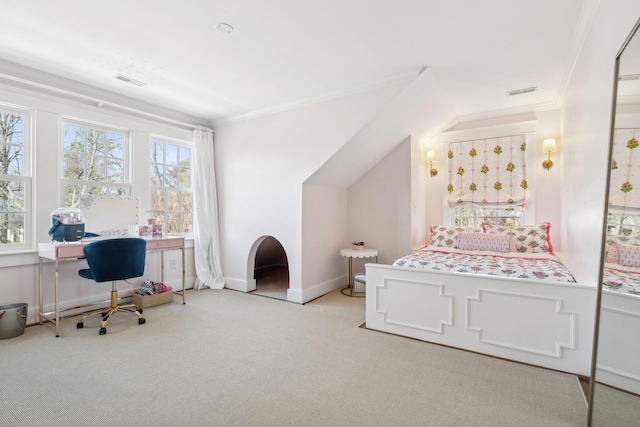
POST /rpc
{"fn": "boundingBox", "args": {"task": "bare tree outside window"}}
[61,123,128,208]
[0,111,26,245]
[150,141,192,234]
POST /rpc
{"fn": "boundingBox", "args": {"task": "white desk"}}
[38,236,185,337]
[340,248,378,296]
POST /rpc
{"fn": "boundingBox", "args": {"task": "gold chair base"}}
[77,290,144,335]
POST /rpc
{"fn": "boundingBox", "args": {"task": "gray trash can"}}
[0,303,28,339]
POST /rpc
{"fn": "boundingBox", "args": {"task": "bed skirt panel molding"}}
[365,263,597,376]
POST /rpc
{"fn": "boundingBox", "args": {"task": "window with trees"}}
[149,140,192,234]
[452,207,522,228]
[61,122,129,207]
[0,109,30,249]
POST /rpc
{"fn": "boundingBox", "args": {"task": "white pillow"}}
[457,232,512,253]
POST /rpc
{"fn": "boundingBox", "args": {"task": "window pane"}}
[106,132,125,158]
[179,146,191,166]
[178,168,191,188]
[87,129,105,155]
[182,213,192,233]
[165,144,178,166]
[63,153,84,179]
[0,213,24,244]
[86,156,105,181]
[150,164,163,186]
[0,180,24,211]
[181,192,192,212]
[106,159,124,183]
[167,213,180,234]
[165,166,177,187]
[151,142,164,163]
[63,124,85,152]
[167,190,179,211]
[151,190,166,211]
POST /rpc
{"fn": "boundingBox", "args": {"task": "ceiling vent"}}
[619,74,640,81]
[506,86,537,96]
[114,74,148,87]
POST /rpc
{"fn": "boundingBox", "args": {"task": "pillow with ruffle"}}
[606,234,640,263]
[457,232,512,252]
[618,243,640,267]
[482,222,553,254]
[428,225,481,248]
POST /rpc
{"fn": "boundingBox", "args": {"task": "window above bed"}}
[452,207,522,228]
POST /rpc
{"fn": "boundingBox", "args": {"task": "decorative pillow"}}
[618,243,640,267]
[606,234,640,263]
[428,226,482,248]
[457,232,512,252]
[482,222,553,254]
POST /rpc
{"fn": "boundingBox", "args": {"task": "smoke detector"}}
[216,23,234,34]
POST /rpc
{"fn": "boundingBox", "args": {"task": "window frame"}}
[59,120,131,208]
[451,207,523,228]
[148,138,193,235]
[0,105,32,253]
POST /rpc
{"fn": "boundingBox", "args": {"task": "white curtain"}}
[447,135,527,209]
[192,128,225,290]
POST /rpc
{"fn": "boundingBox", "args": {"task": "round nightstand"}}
[340,248,378,296]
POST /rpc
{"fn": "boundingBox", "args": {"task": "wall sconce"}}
[426,150,437,177]
[542,138,557,170]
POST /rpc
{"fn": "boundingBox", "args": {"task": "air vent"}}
[114,74,148,87]
[506,86,537,96]
[619,74,640,81]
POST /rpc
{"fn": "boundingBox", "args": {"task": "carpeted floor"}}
[0,288,588,426]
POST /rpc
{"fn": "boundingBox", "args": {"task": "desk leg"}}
[55,259,60,337]
[39,257,43,325]
[181,247,185,304]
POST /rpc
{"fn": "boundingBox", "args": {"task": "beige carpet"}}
[0,288,587,426]
[590,383,640,426]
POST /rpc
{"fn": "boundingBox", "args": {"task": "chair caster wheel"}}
[99,327,107,335]
[138,318,146,325]
[137,308,143,314]
[77,322,84,329]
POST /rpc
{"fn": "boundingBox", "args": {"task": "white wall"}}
[301,184,347,301]
[214,83,407,302]
[0,83,197,324]
[560,0,640,285]
[347,138,412,265]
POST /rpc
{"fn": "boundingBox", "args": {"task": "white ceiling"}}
[0,0,590,126]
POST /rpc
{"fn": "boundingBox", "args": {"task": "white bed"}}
[365,225,596,376]
[595,235,640,394]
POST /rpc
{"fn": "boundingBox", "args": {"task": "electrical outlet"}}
[170,259,177,269]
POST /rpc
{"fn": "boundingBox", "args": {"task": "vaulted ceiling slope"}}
[0,1,593,127]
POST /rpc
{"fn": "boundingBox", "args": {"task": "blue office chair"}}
[77,238,147,335]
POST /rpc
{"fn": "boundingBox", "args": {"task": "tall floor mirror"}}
[589,17,640,426]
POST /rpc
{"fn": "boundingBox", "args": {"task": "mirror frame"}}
[587,16,640,426]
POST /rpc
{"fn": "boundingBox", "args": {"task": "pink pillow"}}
[618,243,640,267]
[482,222,553,254]
[457,232,512,252]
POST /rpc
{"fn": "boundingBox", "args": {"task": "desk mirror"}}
[589,16,640,426]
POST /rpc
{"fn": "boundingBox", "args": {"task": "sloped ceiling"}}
[0,0,593,126]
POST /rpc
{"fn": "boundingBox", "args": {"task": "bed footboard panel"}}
[595,291,640,394]
[365,264,596,375]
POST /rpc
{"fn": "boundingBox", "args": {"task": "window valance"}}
[609,128,640,213]
[447,135,527,209]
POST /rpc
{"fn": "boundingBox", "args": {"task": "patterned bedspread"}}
[603,263,640,296]
[392,247,576,283]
